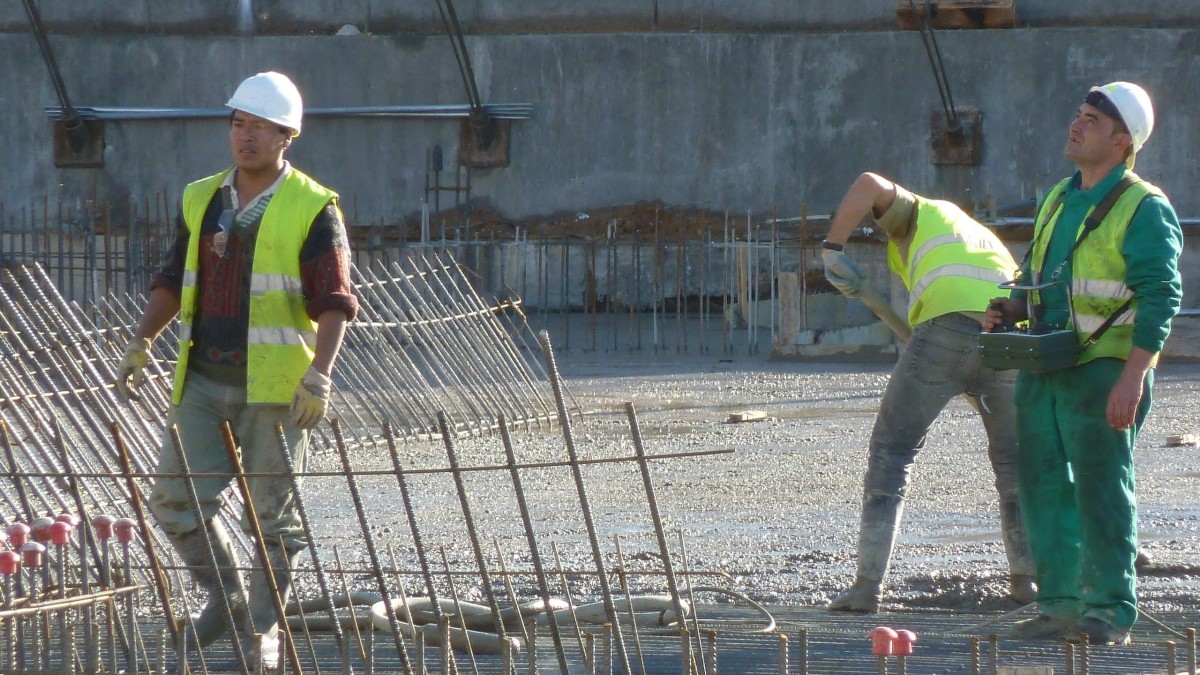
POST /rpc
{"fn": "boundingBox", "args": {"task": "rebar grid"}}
[1,263,1197,674]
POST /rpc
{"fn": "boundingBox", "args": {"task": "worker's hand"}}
[114,337,152,401]
[821,249,865,297]
[983,297,1027,332]
[290,366,332,430]
[1107,371,1145,430]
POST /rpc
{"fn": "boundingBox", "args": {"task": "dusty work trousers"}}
[864,313,1027,566]
[1015,358,1150,631]
[148,370,310,550]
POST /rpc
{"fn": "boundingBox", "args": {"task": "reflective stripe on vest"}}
[173,167,338,404]
[888,197,1017,326]
[1030,171,1161,363]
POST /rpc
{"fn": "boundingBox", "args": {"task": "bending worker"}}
[986,81,1182,645]
[113,71,358,668]
[823,172,1035,613]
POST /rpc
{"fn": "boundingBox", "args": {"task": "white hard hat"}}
[225,71,303,135]
[1087,81,1154,153]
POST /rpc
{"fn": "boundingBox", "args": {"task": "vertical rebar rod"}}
[331,545,369,665]
[383,423,446,630]
[777,634,788,675]
[498,414,570,675]
[167,424,251,672]
[988,634,998,675]
[273,421,350,674]
[612,537,646,675]
[676,529,706,674]
[550,542,586,660]
[219,420,305,675]
[491,539,528,645]
[329,419,415,675]
[111,423,179,644]
[438,546,477,675]
[536,331,631,674]
[706,630,717,675]
[436,411,509,644]
[52,419,98,673]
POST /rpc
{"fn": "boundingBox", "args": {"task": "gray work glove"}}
[821,248,866,297]
[290,366,332,430]
[114,337,152,401]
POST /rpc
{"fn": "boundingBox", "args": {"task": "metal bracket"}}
[52,119,104,168]
[457,115,510,169]
[930,107,981,166]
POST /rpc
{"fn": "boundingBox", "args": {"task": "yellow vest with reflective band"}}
[1030,171,1160,365]
[174,167,339,404]
[886,197,1017,327]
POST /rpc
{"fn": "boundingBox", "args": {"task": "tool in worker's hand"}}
[857,284,912,342]
[822,249,912,342]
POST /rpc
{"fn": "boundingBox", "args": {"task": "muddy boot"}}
[169,520,248,649]
[1008,574,1037,605]
[245,544,301,672]
[830,493,903,614]
[998,497,1036,605]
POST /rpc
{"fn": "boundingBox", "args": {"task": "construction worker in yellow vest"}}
[986,82,1183,646]
[113,71,358,670]
[822,172,1035,613]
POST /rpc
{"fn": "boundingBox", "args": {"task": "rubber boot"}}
[830,493,904,613]
[245,544,301,672]
[169,520,248,649]
[998,496,1037,605]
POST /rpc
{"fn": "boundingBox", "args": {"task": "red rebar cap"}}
[113,518,138,545]
[20,542,46,568]
[48,521,73,546]
[55,513,81,528]
[6,523,29,548]
[0,551,19,575]
[30,516,55,542]
[870,626,898,656]
[91,515,116,540]
[894,629,917,656]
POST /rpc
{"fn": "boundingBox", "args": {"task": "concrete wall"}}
[3,5,1200,227]
[5,2,1200,34]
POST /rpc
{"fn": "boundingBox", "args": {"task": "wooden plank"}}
[896,1,1017,30]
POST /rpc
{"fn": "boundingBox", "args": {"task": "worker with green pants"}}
[986,81,1183,646]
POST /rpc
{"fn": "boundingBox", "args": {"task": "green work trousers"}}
[1015,357,1152,631]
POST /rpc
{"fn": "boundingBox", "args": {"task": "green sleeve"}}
[1123,195,1183,354]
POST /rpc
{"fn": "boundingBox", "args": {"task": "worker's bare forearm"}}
[134,287,182,342]
[826,172,897,245]
[310,310,349,376]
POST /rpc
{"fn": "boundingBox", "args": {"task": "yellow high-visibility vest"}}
[1030,171,1160,364]
[174,167,339,403]
[887,197,1016,327]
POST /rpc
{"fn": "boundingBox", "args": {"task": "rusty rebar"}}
[220,420,304,675]
[499,413,570,675]
[536,330,630,675]
[330,418,415,675]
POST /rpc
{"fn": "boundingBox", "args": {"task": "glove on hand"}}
[821,248,866,297]
[114,337,152,401]
[290,366,333,430]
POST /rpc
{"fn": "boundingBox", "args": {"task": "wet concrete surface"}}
[306,341,1200,626]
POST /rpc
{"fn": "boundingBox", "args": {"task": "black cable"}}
[432,0,483,112]
[442,0,483,111]
[923,1,960,127]
[21,0,73,112]
[908,0,959,131]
